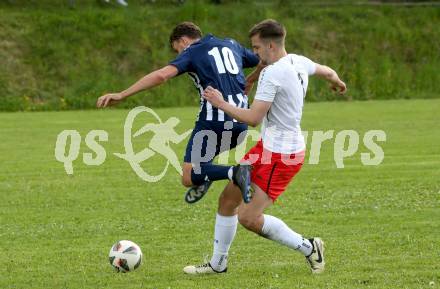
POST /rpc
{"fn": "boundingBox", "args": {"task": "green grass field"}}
[1,99,439,289]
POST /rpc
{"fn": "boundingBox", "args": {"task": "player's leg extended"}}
[182,161,220,204]
[189,162,252,202]
[183,120,251,203]
[238,183,312,252]
[184,160,251,204]
[188,120,248,187]
[181,123,217,202]
[182,121,236,203]
[182,161,238,187]
[183,182,242,274]
[238,183,324,273]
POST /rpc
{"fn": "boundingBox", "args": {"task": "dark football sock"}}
[191,163,232,186]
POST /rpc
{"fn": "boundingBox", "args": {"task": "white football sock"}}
[210,214,237,271]
[261,214,313,256]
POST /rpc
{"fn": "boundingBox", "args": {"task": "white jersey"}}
[254,54,316,154]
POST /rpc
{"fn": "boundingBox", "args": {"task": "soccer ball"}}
[108,240,142,273]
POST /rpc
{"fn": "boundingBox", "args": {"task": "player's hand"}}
[331,80,347,95]
[96,93,124,108]
[203,86,225,108]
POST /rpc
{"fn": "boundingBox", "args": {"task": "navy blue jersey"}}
[169,34,259,122]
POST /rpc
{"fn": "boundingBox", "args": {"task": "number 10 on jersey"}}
[208,47,239,75]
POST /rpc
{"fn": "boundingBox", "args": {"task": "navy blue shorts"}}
[184,120,247,164]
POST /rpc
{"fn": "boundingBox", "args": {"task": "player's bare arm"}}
[314,64,347,94]
[203,86,271,127]
[96,65,178,108]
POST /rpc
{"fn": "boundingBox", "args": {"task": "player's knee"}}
[181,174,192,187]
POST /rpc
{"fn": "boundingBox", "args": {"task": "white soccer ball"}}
[108,240,142,272]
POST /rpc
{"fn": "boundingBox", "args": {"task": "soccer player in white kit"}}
[189,19,346,275]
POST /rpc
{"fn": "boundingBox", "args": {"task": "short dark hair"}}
[169,22,202,46]
[249,19,286,44]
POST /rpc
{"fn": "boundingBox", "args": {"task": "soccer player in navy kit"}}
[96,22,259,202]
